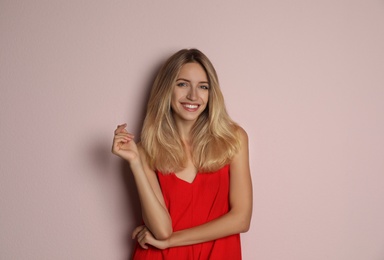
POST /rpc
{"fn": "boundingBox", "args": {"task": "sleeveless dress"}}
[132,165,242,260]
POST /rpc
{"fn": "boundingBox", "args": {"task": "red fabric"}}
[132,165,241,260]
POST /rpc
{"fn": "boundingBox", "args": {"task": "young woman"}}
[112,49,252,259]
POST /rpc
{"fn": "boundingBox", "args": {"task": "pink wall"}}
[1,1,384,259]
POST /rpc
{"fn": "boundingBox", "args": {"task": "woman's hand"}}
[112,123,139,163]
[132,225,170,250]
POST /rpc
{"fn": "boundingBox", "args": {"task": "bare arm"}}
[112,124,172,239]
[134,127,252,248]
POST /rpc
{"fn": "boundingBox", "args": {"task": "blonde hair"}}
[141,49,240,173]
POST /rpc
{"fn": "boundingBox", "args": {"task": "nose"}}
[187,86,197,100]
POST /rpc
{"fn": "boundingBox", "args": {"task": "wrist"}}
[129,155,140,163]
[166,233,175,248]
[129,157,143,170]
[163,236,172,249]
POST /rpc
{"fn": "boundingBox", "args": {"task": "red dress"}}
[132,165,242,260]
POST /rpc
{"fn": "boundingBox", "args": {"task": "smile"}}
[181,103,200,111]
[183,104,199,109]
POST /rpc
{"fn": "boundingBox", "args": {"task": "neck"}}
[175,119,195,144]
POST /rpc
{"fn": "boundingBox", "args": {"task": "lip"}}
[181,102,200,112]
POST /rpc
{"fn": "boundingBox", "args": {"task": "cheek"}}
[172,87,183,101]
[171,90,178,104]
[170,91,181,111]
[203,91,209,103]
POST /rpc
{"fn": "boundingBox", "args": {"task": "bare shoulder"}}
[230,125,250,165]
[236,126,249,145]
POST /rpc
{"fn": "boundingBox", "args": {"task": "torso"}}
[174,144,197,183]
[132,164,242,260]
[174,158,197,183]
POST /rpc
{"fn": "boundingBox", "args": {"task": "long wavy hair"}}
[141,48,240,173]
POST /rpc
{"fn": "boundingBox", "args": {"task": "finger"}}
[132,226,143,237]
[114,132,135,141]
[112,139,132,154]
[113,135,134,142]
[115,132,135,138]
[137,229,147,240]
[114,123,127,135]
[132,225,145,239]
[138,239,148,249]
[137,228,151,243]
[137,234,149,249]
[114,124,126,135]
[113,136,133,145]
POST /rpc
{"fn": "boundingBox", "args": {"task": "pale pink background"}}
[1,1,384,259]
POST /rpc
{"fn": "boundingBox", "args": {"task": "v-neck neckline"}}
[173,171,199,184]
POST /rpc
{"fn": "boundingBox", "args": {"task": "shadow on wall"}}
[120,162,141,257]
[88,54,169,259]
[86,131,142,258]
[120,60,165,259]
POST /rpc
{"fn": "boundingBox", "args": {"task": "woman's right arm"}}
[112,124,172,240]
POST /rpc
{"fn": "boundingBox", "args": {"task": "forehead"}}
[177,62,208,81]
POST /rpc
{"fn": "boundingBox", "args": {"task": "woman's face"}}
[171,62,209,124]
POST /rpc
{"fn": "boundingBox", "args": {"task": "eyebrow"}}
[176,78,209,84]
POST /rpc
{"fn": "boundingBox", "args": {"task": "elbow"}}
[144,215,173,240]
[153,226,173,240]
[237,216,251,233]
[229,209,252,233]
[240,220,251,233]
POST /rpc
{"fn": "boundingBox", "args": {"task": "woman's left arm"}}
[133,127,253,249]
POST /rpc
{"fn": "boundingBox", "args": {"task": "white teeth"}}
[183,104,198,109]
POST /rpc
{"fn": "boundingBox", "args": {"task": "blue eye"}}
[177,82,188,87]
[200,85,209,90]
